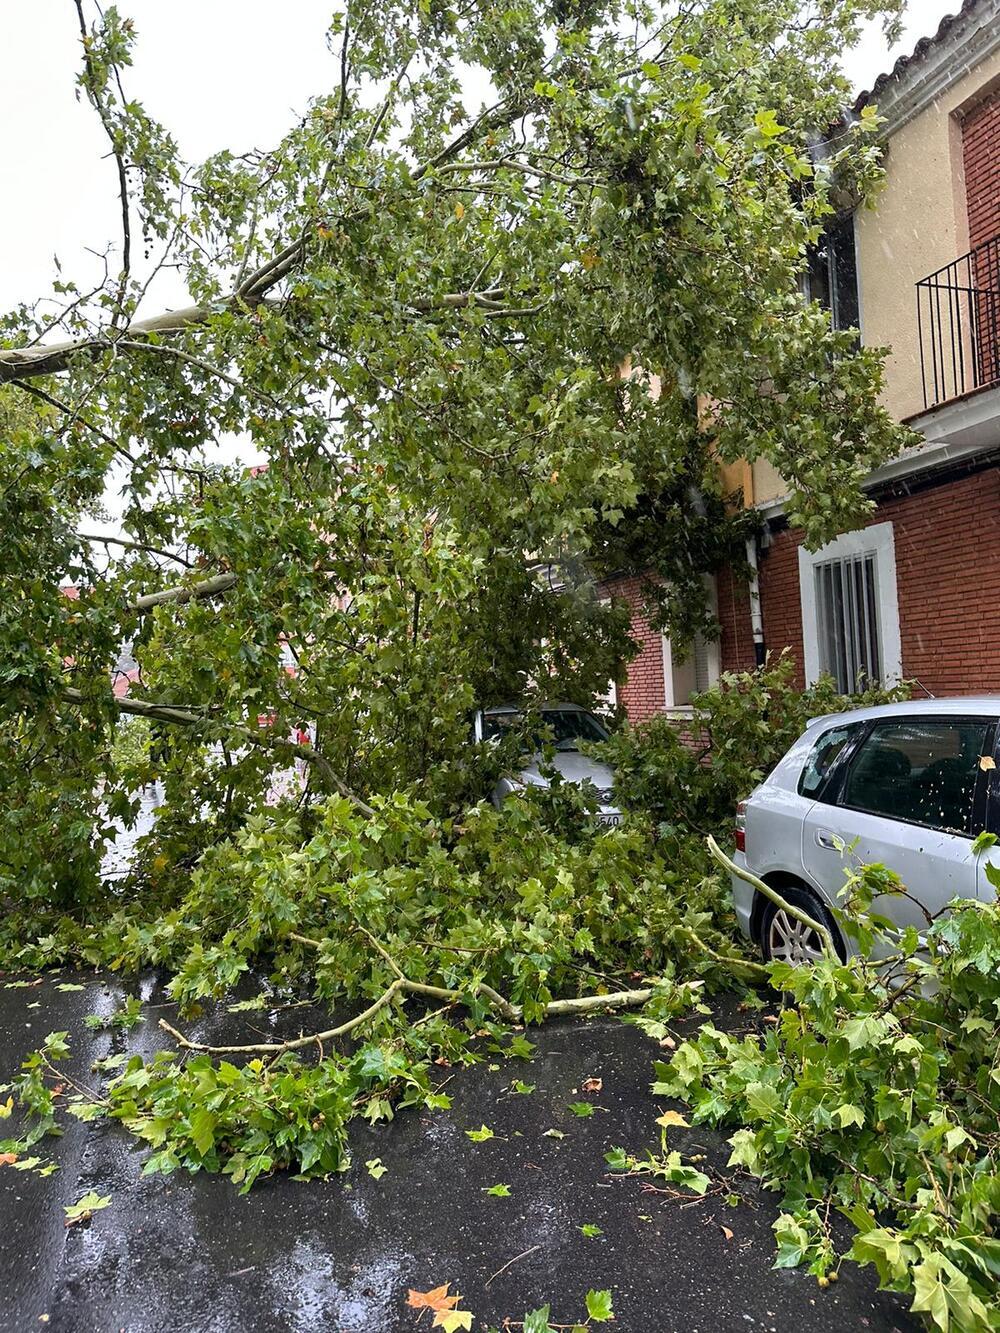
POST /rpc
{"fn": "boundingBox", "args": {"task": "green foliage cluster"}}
[600,653,911,830]
[0,795,741,1188]
[3,795,741,997]
[659,861,1000,1333]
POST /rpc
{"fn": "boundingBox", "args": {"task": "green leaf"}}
[745,1082,783,1119]
[754,109,788,137]
[523,1308,553,1333]
[465,1125,494,1142]
[189,1108,216,1157]
[910,1259,950,1332]
[842,1015,889,1051]
[484,1182,510,1196]
[509,1035,536,1060]
[365,1158,388,1179]
[64,1191,111,1222]
[585,1290,614,1323]
[727,1129,761,1172]
[833,1103,865,1129]
[65,1100,103,1122]
[568,1102,595,1118]
[578,1223,603,1237]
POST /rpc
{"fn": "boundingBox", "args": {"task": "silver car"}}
[732,699,1000,963]
[475,703,622,826]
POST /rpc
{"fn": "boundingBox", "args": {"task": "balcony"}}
[916,234,1000,410]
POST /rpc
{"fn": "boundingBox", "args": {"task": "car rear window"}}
[798,723,860,799]
[840,719,992,836]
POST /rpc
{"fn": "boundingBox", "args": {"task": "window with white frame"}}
[661,577,721,709]
[799,522,901,691]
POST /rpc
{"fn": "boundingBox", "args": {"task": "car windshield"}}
[482,708,609,751]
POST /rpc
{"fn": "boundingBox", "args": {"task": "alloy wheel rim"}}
[767,909,826,964]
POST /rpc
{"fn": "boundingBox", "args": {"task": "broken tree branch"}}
[158,974,666,1056]
[133,571,238,611]
[706,835,837,961]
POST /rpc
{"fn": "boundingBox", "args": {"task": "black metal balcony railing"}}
[917,234,1000,411]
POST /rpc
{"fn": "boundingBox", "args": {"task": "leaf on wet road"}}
[406,1283,459,1313]
[465,1124,495,1142]
[585,1289,614,1323]
[581,1077,602,1093]
[63,1191,111,1225]
[432,1310,473,1333]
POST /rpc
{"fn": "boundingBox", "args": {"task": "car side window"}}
[840,719,992,836]
[798,724,860,799]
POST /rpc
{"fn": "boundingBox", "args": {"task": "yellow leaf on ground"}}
[432,1311,473,1332]
[656,1110,689,1128]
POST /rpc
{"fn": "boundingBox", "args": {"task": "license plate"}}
[598,813,622,827]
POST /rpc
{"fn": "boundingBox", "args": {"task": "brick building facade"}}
[610,2,1000,725]
[717,463,1000,695]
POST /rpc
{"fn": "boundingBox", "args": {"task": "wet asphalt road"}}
[0,973,918,1333]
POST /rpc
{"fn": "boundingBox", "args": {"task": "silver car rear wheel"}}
[766,910,826,965]
[759,882,844,965]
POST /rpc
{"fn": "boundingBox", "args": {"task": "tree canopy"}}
[1,0,909,896]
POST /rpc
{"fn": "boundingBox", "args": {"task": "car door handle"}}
[815,830,839,850]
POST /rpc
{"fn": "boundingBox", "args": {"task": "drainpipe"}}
[745,534,766,667]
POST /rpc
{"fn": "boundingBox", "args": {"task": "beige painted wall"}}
[857,47,1000,423]
[750,456,786,506]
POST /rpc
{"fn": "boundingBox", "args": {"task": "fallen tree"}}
[1,0,912,902]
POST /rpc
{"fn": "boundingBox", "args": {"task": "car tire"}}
[758,883,845,965]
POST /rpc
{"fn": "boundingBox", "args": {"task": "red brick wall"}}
[890,468,1000,692]
[600,574,665,722]
[963,90,1000,252]
[728,468,1000,696]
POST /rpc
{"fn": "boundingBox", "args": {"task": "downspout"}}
[746,534,766,667]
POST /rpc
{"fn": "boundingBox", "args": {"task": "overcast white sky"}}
[0,0,961,319]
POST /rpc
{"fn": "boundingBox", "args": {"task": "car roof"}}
[482,702,591,716]
[805,697,1000,731]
